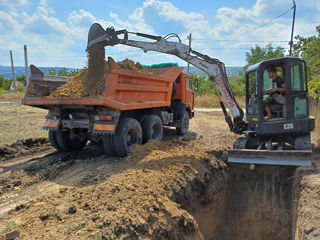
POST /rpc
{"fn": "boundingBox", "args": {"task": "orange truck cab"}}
[23,59,196,157]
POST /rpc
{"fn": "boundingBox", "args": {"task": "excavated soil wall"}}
[182,161,296,240]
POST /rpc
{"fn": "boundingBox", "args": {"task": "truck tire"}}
[48,130,63,151]
[142,114,163,143]
[114,118,142,157]
[102,134,116,157]
[56,128,88,151]
[176,110,189,135]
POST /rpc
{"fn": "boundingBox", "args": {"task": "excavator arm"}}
[87,23,247,134]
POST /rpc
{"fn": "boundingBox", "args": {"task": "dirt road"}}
[0,111,319,240]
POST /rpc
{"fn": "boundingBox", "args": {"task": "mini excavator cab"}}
[228,57,315,166]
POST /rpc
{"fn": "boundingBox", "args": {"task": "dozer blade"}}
[227,149,312,166]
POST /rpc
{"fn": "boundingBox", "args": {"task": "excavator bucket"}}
[87,23,120,49]
[227,149,312,166]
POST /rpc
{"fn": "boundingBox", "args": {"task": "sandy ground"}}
[0,111,319,240]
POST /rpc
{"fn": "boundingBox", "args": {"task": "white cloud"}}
[68,10,96,26]
[0,0,319,68]
[1,0,29,7]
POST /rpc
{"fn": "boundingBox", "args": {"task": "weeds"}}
[195,94,245,108]
[98,234,111,240]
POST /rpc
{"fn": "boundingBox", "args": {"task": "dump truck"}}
[23,59,195,157]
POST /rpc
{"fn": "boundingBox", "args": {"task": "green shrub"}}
[17,84,26,93]
[0,88,7,94]
[0,75,11,90]
[191,73,244,97]
[47,68,80,77]
[16,74,26,84]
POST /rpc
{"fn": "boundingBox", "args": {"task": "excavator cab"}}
[228,57,315,166]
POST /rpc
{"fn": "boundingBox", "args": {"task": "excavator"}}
[87,23,315,166]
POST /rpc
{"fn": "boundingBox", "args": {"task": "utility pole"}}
[289,0,296,56]
[187,33,192,73]
[24,45,29,86]
[10,50,16,91]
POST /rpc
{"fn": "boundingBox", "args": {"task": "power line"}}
[234,7,294,37]
[182,7,294,45]
[191,39,297,43]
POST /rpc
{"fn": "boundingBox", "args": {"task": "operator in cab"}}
[263,68,286,119]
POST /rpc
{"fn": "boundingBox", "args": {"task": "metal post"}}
[10,50,16,91]
[187,33,192,73]
[289,0,296,56]
[24,45,29,86]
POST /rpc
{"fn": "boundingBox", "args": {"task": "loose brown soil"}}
[292,156,320,240]
[48,48,152,99]
[0,111,319,240]
[0,138,51,162]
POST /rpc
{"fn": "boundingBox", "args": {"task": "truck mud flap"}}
[227,149,312,166]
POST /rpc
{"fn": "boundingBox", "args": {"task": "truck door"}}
[185,76,194,110]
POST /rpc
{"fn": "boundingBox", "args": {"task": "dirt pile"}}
[1,127,229,239]
[118,58,151,74]
[48,47,152,99]
[0,138,50,162]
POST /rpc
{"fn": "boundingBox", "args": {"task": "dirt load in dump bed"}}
[48,44,152,99]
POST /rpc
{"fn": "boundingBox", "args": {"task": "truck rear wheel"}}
[102,134,116,157]
[56,128,88,151]
[114,118,142,157]
[176,110,189,135]
[48,130,63,151]
[142,114,163,143]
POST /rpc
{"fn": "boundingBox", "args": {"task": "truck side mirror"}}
[194,79,198,91]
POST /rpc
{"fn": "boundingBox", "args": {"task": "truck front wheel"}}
[56,128,88,151]
[114,118,142,157]
[176,110,189,135]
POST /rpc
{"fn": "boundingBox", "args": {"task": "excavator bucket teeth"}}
[227,149,312,166]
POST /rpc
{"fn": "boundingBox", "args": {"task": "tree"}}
[293,26,320,100]
[16,74,26,85]
[190,74,214,96]
[242,44,285,73]
[48,68,80,77]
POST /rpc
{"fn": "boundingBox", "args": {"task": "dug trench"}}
[0,112,318,239]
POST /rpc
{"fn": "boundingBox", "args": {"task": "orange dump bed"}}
[23,64,184,111]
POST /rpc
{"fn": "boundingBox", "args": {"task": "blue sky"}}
[0,0,319,68]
